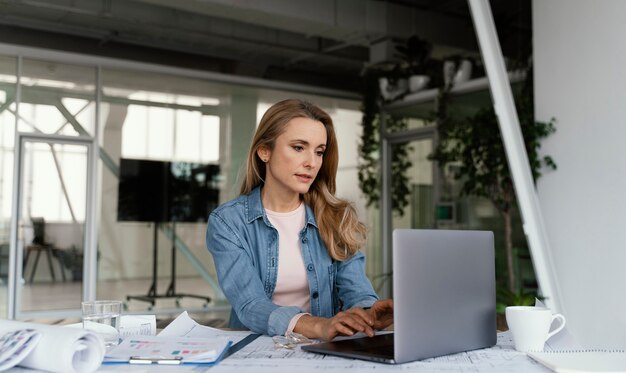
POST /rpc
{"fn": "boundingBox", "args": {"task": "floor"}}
[0,277,231,326]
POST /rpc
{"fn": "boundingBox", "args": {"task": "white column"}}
[468,0,563,312]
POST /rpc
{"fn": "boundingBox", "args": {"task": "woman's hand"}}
[293,299,393,341]
[366,299,394,330]
[294,312,375,341]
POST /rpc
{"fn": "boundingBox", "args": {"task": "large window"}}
[120,92,220,163]
[25,143,87,222]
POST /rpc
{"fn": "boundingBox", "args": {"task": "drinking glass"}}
[81,300,122,347]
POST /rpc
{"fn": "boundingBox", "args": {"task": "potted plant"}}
[442,55,476,86]
[373,61,409,101]
[395,35,433,92]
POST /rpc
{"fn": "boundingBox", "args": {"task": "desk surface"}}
[88,331,551,373]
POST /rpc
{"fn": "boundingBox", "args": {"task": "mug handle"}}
[546,313,566,341]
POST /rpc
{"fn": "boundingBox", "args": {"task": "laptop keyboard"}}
[302,333,395,362]
[348,333,394,355]
[369,342,394,356]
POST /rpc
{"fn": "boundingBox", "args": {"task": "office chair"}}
[23,217,66,283]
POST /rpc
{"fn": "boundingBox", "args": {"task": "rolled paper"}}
[0,320,105,373]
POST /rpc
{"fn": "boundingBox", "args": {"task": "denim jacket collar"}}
[245,185,318,228]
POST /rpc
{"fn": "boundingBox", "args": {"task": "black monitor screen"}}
[169,162,220,223]
[117,158,220,223]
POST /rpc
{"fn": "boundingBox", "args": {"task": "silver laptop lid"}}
[393,229,496,363]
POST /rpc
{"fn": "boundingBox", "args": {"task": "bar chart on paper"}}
[105,336,231,363]
[129,338,215,357]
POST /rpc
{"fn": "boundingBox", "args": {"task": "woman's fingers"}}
[372,299,393,329]
[346,307,374,326]
[333,321,356,337]
[334,312,374,337]
[367,299,394,330]
[318,308,385,340]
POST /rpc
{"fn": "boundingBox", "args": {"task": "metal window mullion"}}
[8,55,22,319]
[83,66,101,302]
[380,110,392,300]
[432,129,441,228]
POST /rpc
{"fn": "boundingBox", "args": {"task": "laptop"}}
[302,229,496,364]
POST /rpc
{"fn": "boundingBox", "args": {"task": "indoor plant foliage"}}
[358,63,413,216]
[430,67,556,294]
[395,35,432,76]
[358,35,436,216]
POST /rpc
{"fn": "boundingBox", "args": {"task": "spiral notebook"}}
[528,350,626,373]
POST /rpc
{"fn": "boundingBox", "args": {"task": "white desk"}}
[92,332,552,373]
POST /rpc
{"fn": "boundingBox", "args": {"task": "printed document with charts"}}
[104,311,249,364]
[104,335,231,364]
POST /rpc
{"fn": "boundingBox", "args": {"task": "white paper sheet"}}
[119,315,156,338]
[0,320,105,373]
[158,311,250,345]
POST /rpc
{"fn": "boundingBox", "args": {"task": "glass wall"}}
[0,50,365,321]
[16,59,96,318]
[99,68,224,312]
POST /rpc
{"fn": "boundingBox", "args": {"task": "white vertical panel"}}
[534,0,626,348]
[467,0,563,312]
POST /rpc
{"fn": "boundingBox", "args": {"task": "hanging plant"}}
[358,35,439,216]
[358,66,412,216]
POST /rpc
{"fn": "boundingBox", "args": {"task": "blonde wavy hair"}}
[240,99,366,261]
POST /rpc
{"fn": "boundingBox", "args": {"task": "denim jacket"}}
[206,186,379,336]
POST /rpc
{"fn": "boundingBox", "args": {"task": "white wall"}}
[534,0,626,348]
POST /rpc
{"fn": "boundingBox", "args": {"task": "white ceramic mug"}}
[505,306,566,352]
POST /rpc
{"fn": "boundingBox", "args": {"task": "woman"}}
[206,99,392,341]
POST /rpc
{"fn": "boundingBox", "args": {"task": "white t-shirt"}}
[266,203,310,318]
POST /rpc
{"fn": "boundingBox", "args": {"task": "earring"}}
[262,158,268,163]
